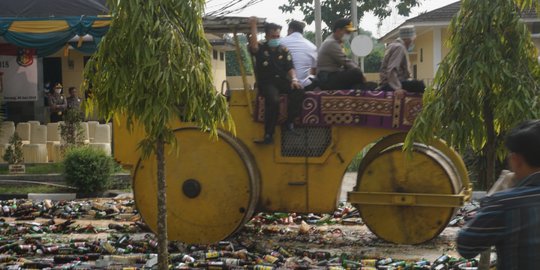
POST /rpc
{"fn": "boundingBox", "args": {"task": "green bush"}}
[3,132,23,164]
[63,147,115,193]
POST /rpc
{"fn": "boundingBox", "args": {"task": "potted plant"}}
[3,132,25,173]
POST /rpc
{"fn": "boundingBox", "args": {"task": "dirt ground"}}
[234,172,463,261]
[235,224,461,262]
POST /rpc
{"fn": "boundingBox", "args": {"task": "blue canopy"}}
[0,0,110,56]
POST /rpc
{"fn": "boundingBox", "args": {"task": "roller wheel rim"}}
[133,127,260,244]
[353,133,463,244]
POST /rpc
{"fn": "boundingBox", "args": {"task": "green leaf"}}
[405,0,540,188]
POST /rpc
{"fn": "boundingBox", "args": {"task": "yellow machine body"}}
[116,89,471,245]
[117,92,397,213]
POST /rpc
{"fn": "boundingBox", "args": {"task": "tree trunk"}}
[478,97,497,270]
[156,138,168,270]
[483,102,497,191]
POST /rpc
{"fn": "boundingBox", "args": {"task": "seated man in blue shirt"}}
[457,120,540,270]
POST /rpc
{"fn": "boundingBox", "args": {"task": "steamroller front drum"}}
[133,127,260,244]
[352,133,467,244]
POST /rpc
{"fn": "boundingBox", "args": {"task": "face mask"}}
[55,89,61,94]
[343,34,351,41]
[408,43,415,52]
[268,38,280,48]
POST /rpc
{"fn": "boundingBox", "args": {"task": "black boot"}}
[254,134,273,144]
[283,122,301,136]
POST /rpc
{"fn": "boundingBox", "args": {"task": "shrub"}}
[60,108,85,150]
[3,132,23,164]
[63,147,115,194]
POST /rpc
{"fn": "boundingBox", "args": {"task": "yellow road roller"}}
[113,18,472,245]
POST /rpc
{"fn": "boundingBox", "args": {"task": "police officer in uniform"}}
[49,83,67,122]
[66,87,81,111]
[249,17,304,144]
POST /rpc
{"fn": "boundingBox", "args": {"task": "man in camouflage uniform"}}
[49,83,67,122]
[248,17,304,144]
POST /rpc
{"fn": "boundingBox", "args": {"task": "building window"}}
[220,52,225,61]
[213,50,218,60]
[532,22,540,34]
[413,64,418,79]
[420,48,423,63]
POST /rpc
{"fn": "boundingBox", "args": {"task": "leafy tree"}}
[279,0,421,33]
[515,0,539,9]
[84,1,231,269]
[225,34,253,76]
[363,44,384,73]
[405,0,540,191]
[304,30,316,44]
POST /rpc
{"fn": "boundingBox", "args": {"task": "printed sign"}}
[8,164,25,174]
[0,45,38,101]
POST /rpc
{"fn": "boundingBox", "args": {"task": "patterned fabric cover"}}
[255,90,423,131]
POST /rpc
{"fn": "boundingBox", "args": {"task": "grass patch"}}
[0,184,75,194]
[0,163,65,174]
[0,163,128,175]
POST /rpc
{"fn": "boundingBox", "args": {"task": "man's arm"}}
[284,51,302,90]
[384,46,405,90]
[456,200,505,259]
[310,48,317,75]
[326,40,357,70]
[248,16,259,53]
[487,170,519,196]
[49,98,57,110]
[287,69,302,90]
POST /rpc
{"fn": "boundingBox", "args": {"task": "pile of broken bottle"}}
[0,198,137,221]
[0,199,485,269]
[0,233,485,269]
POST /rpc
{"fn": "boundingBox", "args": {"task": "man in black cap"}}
[49,83,67,122]
[317,18,366,90]
[248,17,304,145]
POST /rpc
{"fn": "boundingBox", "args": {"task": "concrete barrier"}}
[28,193,76,201]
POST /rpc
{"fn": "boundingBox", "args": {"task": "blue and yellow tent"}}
[0,0,111,56]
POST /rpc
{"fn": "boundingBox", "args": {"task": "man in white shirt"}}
[280,20,318,91]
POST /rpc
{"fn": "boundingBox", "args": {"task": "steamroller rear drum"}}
[353,133,469,244]
[133,127,260,244]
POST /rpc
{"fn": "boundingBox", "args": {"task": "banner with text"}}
[0,46,38,102]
